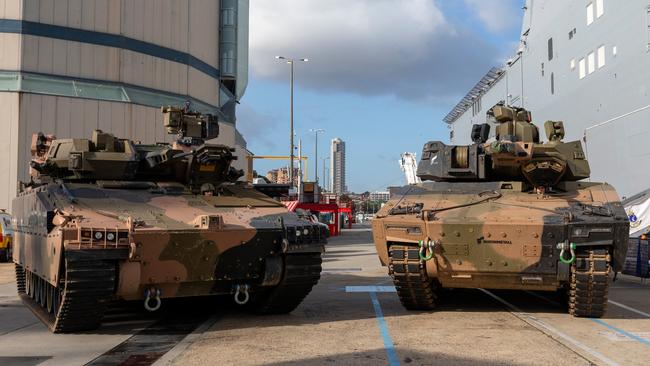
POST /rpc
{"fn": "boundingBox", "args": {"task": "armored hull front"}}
[12,108,326,332]
[372,104,629,317]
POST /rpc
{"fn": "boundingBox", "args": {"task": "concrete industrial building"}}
[330,137,346,194]
[0,0,250,209]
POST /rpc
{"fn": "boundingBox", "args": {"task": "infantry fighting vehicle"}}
[12,107,326,332]
[373,104,628,317]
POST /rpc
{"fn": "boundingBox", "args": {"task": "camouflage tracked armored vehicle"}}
[372,104,628,317]
[12,107,326,333]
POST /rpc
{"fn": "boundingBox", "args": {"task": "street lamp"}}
[309,128,325,182]
[275,55,309,187]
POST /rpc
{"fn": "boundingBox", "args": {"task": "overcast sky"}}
[238,0,524,192]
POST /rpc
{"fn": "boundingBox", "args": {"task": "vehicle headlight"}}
[106,232,116,241]
[94,232,104,240]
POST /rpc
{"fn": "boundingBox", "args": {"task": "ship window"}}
[597,45,606,68]
[548,38,553,60]
[587,3,594,25]
[612,45,618,56]
[568,28,577,40]
[551,73,555,94]
[472,97,482,116]
[450,130,454,140]
[587,51,596,74]
[570,58,576,70]
[596,0,604,18]
[579,58,586,79]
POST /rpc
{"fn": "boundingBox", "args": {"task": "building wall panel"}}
[107,0,121,34]
[38,0,54,24]
[22,0,38,22]
[67,0,82,28]
[0,93,20,210]
[3,0,23,20]
[54,97,71,137]
[188,67,218,107]
[94,0,109,33]
[65,41,81,76]
[81,0,95,31]
[36,36,53,73]
[51,38,68,76]
[188,0,219,68]
[52,0,67,26]
[0,33,21,70]
[79,43,95,78]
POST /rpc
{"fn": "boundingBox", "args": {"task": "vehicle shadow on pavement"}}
[260,348,534,366]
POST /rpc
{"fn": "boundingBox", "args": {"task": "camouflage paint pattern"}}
[373,104,628,293]
[373,180,628,290]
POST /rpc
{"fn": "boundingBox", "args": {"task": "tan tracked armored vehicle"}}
[12,107,326,333]
[373,104,628,317]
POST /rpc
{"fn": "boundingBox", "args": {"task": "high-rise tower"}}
[330,138,346,194]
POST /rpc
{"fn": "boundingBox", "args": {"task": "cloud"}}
[249,0,503,103]
[236,104,281,150]
[464,0,523,33]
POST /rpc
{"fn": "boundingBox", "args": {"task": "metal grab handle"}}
[419,239,435,261]
[234,284,250,305]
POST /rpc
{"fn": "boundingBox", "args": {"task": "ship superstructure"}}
[445,0,650,199]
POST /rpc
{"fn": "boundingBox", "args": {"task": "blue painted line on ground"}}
[369,292,400,366]
[591,318,650,347]
[346,285,396,293]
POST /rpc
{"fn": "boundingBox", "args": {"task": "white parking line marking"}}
[479,289,621,366]
[608,300,650,318]
[345,286,396,293]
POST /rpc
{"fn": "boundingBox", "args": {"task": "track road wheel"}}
[568,248,610,318]
[249,253,322,314]
[389,245,437,310]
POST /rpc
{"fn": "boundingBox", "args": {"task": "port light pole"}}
[275,56,308,188]
[309,128,325,183]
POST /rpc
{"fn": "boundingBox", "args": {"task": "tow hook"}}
[419,238,436,261]
[143,287,162,312]
[233,284,250,305]
[557,241,577,264]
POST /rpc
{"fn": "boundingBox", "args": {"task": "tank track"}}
[568,248,610,318]
[389,245,437,310]
[16,259,116,333]
[251,252,322,314]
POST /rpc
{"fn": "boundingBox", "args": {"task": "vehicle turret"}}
[28,107,243,193]
[417,103,590,189]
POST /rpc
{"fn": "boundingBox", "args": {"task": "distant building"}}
[266,167,299,186]
[266,170,279,183]
[369,191,390,202]
[330,138,346,194]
